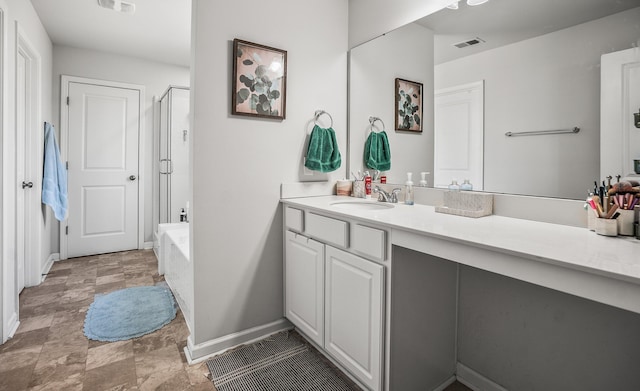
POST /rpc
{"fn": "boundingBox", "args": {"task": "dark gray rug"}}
[206,330,362,391]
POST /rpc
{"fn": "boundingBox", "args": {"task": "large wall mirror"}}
[348,0,640,199]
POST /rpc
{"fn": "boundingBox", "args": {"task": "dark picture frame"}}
[232,39,287,119]
[395,78,423,132]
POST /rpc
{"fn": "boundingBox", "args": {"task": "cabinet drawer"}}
[285,207,304,232]
[306,213,349,248]
[352,224,386,262]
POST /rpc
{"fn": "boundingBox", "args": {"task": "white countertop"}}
[282,196,640,285]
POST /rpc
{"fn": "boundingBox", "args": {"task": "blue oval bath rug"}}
[84,285,177,342]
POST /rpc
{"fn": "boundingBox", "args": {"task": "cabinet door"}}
[325,246,384,391]
[285,231,325,346]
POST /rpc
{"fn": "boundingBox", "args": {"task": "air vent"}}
[453,37,485,49]
[97,0,136,14]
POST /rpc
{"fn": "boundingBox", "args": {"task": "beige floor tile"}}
[1,250,212,391]
[15,314,55,335]
[86,340,134,371]
[83,356,138,391]
[0,364,35,391]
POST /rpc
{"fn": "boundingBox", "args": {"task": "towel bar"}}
[505,127,580,137]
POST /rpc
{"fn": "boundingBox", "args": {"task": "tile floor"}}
[0,249,473,391]
[0,250,214,391]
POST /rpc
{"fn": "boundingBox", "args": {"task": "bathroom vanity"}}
[281,196,640,391]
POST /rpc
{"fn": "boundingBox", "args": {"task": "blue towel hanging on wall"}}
[42,122,68,221]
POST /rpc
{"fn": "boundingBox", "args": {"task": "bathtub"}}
[157,223,193,331]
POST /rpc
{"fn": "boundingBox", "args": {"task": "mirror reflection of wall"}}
[349,0,640,199]
[349,23,435,184]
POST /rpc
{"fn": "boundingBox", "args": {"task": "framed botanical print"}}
[395,78,423,132]
[232,39,287,119]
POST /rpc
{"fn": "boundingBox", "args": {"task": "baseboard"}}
[5,311,19,341]
[433,375,457,391]
[456,362,508,391]
[185,318,292,364]
[143,241,154,250]
[41,253,59,282]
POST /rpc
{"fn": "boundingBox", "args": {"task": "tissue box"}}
[435,191,493,218]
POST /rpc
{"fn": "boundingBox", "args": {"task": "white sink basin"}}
[329,201,395,211]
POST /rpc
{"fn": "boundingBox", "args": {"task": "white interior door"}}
[65,81,141,258]
[434,81,484,189]
[601,48,640,179]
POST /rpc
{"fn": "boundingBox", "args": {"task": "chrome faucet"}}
[374,186,402,203]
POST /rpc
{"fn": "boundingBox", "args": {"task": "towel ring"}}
[314,110,333,128]
[369,116,385,133]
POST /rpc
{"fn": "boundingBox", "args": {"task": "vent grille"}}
[453,37,485,48]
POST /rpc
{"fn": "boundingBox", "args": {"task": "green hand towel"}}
[304,125,342,173]
[364,130,391,171]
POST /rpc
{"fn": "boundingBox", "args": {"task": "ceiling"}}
[417,0,640,64]
[30,0,191,67]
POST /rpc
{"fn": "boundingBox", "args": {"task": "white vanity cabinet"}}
[284,231,325,346]
[325,245,384,391]
[284,206,385,391]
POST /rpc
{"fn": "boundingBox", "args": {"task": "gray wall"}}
[349,22,435,184]
[435,8,640,199]
[190,0,348,346]
[390,247,457,390]
[458,265,640,390]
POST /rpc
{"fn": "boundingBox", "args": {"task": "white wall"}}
[435,8,640,199]
[189,0,348,356]
[1,0,52,342]
[52,45,190,247]
[349,23,434,184]
[349,0,452,49]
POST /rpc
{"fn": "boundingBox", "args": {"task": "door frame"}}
[59,75,145,260]
[15,22,42,289]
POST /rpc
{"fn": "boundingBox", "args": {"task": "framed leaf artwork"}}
[395,78,423,132]
[232,39,287,120]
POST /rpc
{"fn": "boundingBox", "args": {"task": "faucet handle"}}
[390,188,401,203]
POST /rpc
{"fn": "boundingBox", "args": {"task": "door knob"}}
[22,181,33,189]
[129,175,137,181]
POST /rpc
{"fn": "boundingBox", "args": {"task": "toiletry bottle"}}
[461,179,473,191]
[419,172,429,187]
[448,179,460,191]
[405,172,414,205]
[365,175,372,199]
[180,208,187,222]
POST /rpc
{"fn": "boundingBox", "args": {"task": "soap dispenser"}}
[405,172,414,205]
[460,179,473,191]
[419,172,430,187]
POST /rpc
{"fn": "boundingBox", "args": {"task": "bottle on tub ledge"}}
[405,172,414,205]
[460,179,473,191]
[448,179,460,192]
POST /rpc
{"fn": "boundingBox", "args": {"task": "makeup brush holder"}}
[617,209,635,236]
[595,218,618,236]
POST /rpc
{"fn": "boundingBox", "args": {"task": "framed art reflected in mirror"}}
[395,78,423,132]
